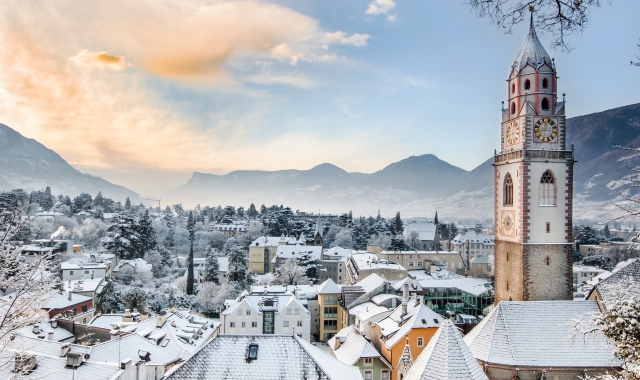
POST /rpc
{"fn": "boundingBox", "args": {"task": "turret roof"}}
[512,13,555,73]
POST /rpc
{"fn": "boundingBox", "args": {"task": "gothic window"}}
[541,98,550,111]
[539,170,556,206]
[524,79,531,90]
[511,102,516,115]
[504,173,514,206]
[542,78,549,88]
[511,83,515,94]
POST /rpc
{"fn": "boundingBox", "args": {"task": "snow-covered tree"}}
[604,224,612,239]
[368,234,392,250]
[594,297,640,378]
[135,210,157,255]
[297,250,322,284]
[271,258,309,285]
[227,246,254,290]
[575,226,599,250]
[186,212,195,295]
[123,287,148,312]
[124,197,132,211]
[100,214,141,260]
[247,203,258,218]
[205,249,220,284]
[100,284,125,313]
[331,228,353,249]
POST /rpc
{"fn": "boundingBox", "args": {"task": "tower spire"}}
[512,6,554,73]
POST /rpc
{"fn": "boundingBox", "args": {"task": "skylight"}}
[248,343,259,360]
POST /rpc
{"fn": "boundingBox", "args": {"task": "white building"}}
[573,265,608,285]
[451,231,495,257]
[112,258,152,281]
[211,221,247,237]
[221,291,312,341]
[346,252,408,285]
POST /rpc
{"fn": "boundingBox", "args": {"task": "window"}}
[82,304,87,312]
[242,322,246,328]
[511,102,516,115]
[418,337,424,346]
[283,321,289,327]
[252,322,258,328]
[287,309,292,315]
[541,97,550,111]
[84,270,89,274]
[417,262,423,267]
[325,296,338,305]
[230,322,236,328]
[248,344,259,360]
[504,173,513,206]
[542,78,549,88]
[295,309,300,315]
[324,307,338,318]
[364,358,373,364]
[408,262,414,267]
[364,371,373,380]
[511,83,515,93]
[546,222,551,233]
[382,370,390,380]
[323,320,338,331]
[539,170,556,206]
[237,310,242,316]
[524,79,531,90]
[70,271,74,275]
[297,320,303,327]
[246,309,251,316]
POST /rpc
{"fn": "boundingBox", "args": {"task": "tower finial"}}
[529,6,535,29]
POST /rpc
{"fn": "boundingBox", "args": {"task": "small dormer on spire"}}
[512,8,555,73]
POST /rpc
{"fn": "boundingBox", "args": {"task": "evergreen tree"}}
[159,246,172,268]
[575,226,599,250]
[227,246,253,290]
[389,235,407,251]
[260,204,267,215]
[93,191,105,210]
[164,216,175,252]
[449,223,458,239]
[296,250,322,283]
[42,186,54,210]
[604,224,611,239]
[135,210,157,256]
[247,203,258,218]
[124,197,132,211]
[205,249,220,284]
[186,212,195,295]
[100,214,141,260]
[395,211,403,234]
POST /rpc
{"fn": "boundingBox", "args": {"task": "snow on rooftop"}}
[350,301,390,322]
[464,301,620,368]
[44,292,92,310]
[405,319,487,380]
[588,259,640,309]
[276,244,322,260]
[328,326,387,366]
[417,277,492,296]
[350,252,406,271]
[377,296,444,349]
[317,278,341,294]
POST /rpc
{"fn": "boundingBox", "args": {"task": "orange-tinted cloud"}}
[70,50,128,71]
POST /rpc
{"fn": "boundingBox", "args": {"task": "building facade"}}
[493,14,574,303]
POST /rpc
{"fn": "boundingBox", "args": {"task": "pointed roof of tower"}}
[398,339,414,377]
[404,320,488,380]
[314,221,324,238]
[512,11,555,73]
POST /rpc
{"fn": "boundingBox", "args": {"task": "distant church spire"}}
[434,211,438,225]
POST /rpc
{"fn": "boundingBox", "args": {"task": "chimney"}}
[48,331,54,341]
[68,291,72,301]
[401,283,409,318]
[50,319,57,328]
[60,345,70,357]
[156,310,168,328]
[14,354,36,374]
[32,325,40,335]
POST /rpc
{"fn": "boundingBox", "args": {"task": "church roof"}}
[512,13,555,73]
[404,320,488,380]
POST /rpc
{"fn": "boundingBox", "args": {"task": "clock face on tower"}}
[501,210,515,237]
[506,122,519,145]
[534,118,558,142]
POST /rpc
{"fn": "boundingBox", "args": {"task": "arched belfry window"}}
[504,173,514,206]
[542,78,549,88]
[511,102,516,115]
[539,170,556,206]
[524,79,531,90]
[541,98,550,111]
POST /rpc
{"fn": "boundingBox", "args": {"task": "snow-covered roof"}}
[464,301,620,368]
[44,292,92,310]
[350,301,390,322]
[371,293,401,305]
[15,322,74,342]
[512,13,555,73]
[112,258,152,273]
[317,278,341,294]
[323,246,352,258]
[0,353,120,380]
[328,326,388,366]
[350,252,406,271]
[391,277,423,292]
[573,265,607,274]
[90,333,179,366]
[417,277,492,296]
[275,244,322,260]
[588,259,640,309]
[64,277,106,293]
[470,255,489,264]
[405,319,487,380]
[165,334,362,380]
[223,294,309,316]
[250,235,298,248]
[376,296,444,349]
[452,231,494,245]
[90,314,125,329]
[403,222,438,241]
[61,260,109,270]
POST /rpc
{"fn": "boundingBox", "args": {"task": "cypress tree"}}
[186,212,195,295]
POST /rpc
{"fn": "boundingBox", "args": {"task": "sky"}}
[0,0,638,197]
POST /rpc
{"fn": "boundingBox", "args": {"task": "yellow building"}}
[371,288,443,380]
[248,235,302,274]
[317,278,342,342]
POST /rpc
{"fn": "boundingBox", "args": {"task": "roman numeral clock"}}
[533,118,558,142]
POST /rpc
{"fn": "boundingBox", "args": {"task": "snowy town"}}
[1,1,640,380]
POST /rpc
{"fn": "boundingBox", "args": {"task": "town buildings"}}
[451,230,495,258]
[346,252,408,285]
[329,325,392,380]
[403,220,440,250]
[248,235,302,274]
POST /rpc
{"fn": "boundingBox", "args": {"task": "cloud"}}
[365,0,396,15]
[325,32,371,47]
[70,50,128,71]
[247,72,315,87]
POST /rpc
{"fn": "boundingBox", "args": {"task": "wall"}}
[481,362,619,380]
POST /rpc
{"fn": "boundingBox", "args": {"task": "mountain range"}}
[1,103,639,219]
[0,124,139,203]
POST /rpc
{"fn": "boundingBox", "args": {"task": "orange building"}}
[370,285,444,380]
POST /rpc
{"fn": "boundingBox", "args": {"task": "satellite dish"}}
[84,354,90,360]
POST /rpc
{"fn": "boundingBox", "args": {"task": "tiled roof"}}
[43,292,92,310]
[350,302,390,322]
[223,293,309,316]
[377,296,444,349]
[464,301,621,368]
[90,333,179,366]
[0,354,120,380]
[250,236,298,248]
[405,320,487,380]
[275,245,322,260]
[589,259,640,310]
[512,13,555,73]
[165,334,363,380]
[15,322,74,342]
[328,326,387,366]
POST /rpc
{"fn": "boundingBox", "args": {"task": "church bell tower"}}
[494,10,574,303]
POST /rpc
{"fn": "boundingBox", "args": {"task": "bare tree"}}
[0,208,57,363]
[606,145,640,223]
[270,258,310,286]
[465,0,605,52]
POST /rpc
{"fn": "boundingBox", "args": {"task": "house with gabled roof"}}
[328,325,392,380]
[586,258,640,311]
[370,284,444,380]
[164,334,363,379]
[248,235,300,274]
[404,319,487,380]
[317,278,342,341]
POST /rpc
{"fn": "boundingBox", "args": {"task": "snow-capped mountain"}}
[0,123,139,202]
